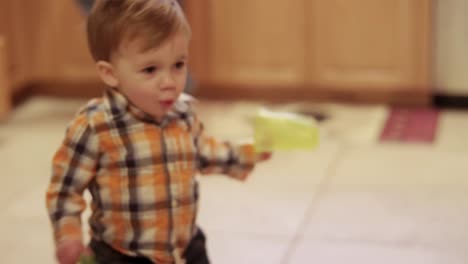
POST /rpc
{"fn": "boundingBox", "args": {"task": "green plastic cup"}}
[254,108,319,152]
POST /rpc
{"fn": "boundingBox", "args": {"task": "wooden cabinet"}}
[0,0,99,110]
[0,0,35,118]
[186,0,432,104]
[0,1,34,91]
[0,0,94,89]
[307,0,430,92]
[0,0,433,110]
[33,0,97,83]
[209,0,306,85]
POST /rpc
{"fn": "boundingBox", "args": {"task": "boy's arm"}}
[192,115,257,180]
[46,113,99,245]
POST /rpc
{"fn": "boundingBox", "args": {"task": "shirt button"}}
[172,200,178,207]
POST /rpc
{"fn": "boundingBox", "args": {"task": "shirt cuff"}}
[54,217,83,245]
[230,143,256,180]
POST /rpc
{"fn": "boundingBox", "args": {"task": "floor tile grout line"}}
[280,144,346,264]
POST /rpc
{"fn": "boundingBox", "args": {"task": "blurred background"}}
[1,0,468,263]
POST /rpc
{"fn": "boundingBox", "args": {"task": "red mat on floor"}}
[379,108,439,143]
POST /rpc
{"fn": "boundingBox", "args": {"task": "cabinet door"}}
[0,1,32,90]
[306,0,431,92]
[188,0,307,86]
[34,0,97,82]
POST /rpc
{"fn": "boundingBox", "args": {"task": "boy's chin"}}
[149,109,169,121]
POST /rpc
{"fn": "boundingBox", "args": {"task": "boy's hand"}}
[56,240,92,264]
[256,152,272,162]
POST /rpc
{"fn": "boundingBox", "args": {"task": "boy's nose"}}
[161,74,176,91]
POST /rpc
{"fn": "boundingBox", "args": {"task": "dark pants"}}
[90,229,210,264]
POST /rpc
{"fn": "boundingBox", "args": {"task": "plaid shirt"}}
[46,88,256,263]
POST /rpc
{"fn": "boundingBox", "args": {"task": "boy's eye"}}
[175,61,186,69]
[142,66,156,74]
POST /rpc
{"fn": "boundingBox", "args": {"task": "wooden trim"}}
[0,36,11,120]
[194,82,431,106]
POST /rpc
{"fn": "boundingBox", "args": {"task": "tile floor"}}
[0,95,467,263]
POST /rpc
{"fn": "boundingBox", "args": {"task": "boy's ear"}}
[96,61,119,87]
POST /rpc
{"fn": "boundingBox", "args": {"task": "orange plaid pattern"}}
[46,88,255,263]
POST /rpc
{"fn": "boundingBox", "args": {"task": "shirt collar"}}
[105,88,193,125]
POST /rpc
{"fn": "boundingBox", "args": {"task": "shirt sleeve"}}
[45,113,99,245]
[191,114,256,180]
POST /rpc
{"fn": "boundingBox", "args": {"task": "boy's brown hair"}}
[87,0,191,62]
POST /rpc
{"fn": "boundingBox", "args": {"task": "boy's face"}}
[103,31,189,120]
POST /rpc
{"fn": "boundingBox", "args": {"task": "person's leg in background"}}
[75,0,195,94]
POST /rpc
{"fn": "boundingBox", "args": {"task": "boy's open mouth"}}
[160,100,175,108]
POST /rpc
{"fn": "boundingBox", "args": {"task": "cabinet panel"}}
[34,0,97,82]
[209,0,306,85]
[0,1,32,90]
[307,0,430,91]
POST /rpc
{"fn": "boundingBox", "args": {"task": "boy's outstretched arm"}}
[46,113,99,247]
[192,115,271,180]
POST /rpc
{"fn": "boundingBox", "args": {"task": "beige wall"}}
[434,0,468,95]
